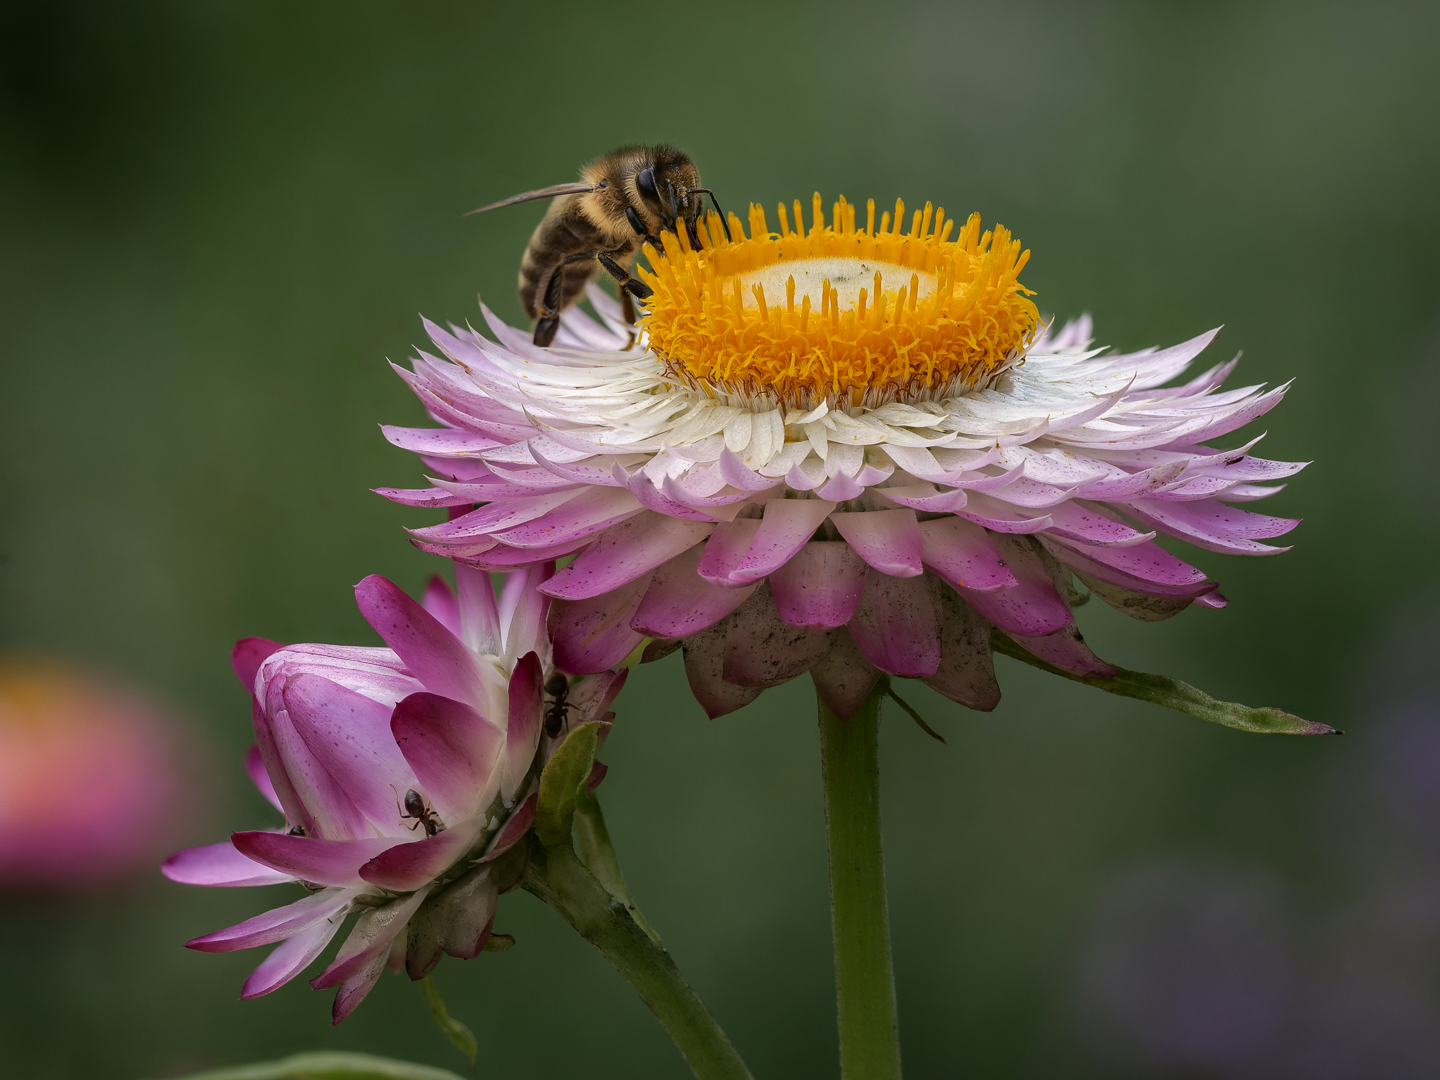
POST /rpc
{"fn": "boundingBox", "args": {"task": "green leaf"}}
[535,720,604,847]
[157,1050,469,1080]
[419,976,478,1067]
[989,631,1339,735]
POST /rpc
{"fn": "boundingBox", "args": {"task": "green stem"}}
[523,838,753,1080]
[574,794,663,946]
[819,680,902,1080]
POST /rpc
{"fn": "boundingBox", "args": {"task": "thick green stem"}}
[524,839,753,1080]
[574,794,662,946]
[820,681,902,1080]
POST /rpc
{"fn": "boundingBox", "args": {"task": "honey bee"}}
[467,144,729,347]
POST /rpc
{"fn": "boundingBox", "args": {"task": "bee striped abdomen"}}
[518,198,625,319]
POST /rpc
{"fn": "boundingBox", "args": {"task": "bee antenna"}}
[689,188,732,241]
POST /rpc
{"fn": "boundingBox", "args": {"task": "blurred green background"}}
[2,1,1439,1076]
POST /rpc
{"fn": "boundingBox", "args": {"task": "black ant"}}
[392,786,444,837]
[544,672,574,738]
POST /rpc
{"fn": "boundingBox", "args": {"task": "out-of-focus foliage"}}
[1,1,1437,1077]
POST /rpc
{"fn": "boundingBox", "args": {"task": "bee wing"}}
[465,182,597,216]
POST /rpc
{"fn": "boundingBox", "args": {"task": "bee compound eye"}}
[635,168,659,204]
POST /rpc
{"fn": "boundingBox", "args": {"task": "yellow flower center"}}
[638,193,1039,406]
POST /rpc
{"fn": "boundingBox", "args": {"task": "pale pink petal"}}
[421,575,461,637]
[391,692,503,824]
[729,498,837,584]
[187,886,352,953]
[500,562,555,662]
[919,517,1018,592]
[503,652,544,802]
[829,508,924,578]
[953,536,1072,636]
[358,818,486,892]
[632,546,757,638]
[162,840,293,887]
[769,541,868,628]
[245,744,284,814]
[482,794,536,861]
[1005,626,1116,677]
[847,571,942,677]
[550,576,650,675]
[317,889,432,1022]
[542,513,713,599]
[354,575,486,711]
[455,561,501,654]
[696,517,762,586]
[232,638,283,698]
[283,674,418,831]
[489,486,644,548]
[231,832,398,888]
[240,915,347,999]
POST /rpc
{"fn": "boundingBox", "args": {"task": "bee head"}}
[632,147,703,244]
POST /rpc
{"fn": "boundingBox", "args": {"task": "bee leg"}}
[595,252,652,301]
[625,206,658,249]
[534,252,597,346]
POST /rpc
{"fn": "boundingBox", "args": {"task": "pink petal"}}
[632,545,757,637]
[391,693,503,824]
[354,575,486,711]
[956,491,1053,533]
[187,886,352,953]
[847,571,942,677]
[1005,625,1116,677]
[232,638,283,697]
[1043,501,1156,548]
[1046,535,1207,587]
[231,832,398,888]
[918,517,1018,592]
[924,586,1000,711]
[769,541,868,628]
[730,498,837,584]
[490,485,644,548]
[381,425,500,457]
[829,508,924,577]
[421,575,462,637]
[241,915,346,999]
[283,674,418,831]
[696,517,762,586]
[258,691,370,841]
[409,489,578,542]
[683,620,763,719]
[317,889,432,1023]
[245,744,284,814]
[809,628,882,721]
[503,652,544,802]
[161,840,293,887]
[249,698,310,836]
[953,535,1073,636]
[1123,498,1297,555]
[455,561,501,654]
[542,513,713,599]
[549,576,650,675]
[359,819,486,892]
[500,562,555,662]
[721,585,834,688]
[482,794,536,861]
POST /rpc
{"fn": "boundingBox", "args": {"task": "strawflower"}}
[163,565,624,1022]
[381,196,1307,722]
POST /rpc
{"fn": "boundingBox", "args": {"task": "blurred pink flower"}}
[164,565,624,1022]
[0,657,192,887]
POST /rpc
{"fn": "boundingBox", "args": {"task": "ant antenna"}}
[689,188,732,241]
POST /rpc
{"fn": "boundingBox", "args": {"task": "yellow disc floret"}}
[638,193,1039,406]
